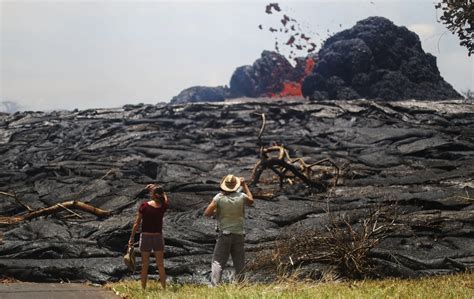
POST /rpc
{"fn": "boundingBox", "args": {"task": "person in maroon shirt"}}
[129,184,169,290]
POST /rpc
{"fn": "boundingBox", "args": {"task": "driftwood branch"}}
[0,191,33,212]
[249,145,340,192]
[57,203,83,219]
[257,113,266,141]
[71,168,116,200]
[0,201,112,225]
[252,112,266,148]
[0,169,118,226]
[252,157,326,191]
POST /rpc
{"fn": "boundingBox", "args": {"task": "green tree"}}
[435,0,474,56]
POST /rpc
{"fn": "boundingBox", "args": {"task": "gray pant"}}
[211,233,245,285]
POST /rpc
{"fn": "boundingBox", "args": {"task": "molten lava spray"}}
[270,57,316,97]
[261,3,317,98]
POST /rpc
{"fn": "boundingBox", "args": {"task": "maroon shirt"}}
[139,201,168,233]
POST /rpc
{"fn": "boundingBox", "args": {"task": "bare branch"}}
[0,201,112,225]
[0,191,33,212]
[247,205,400,278]
[57,203,83,219]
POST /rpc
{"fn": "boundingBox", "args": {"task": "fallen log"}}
[249,147,339,191]
[251,157,327,191]
[0,201,112,225]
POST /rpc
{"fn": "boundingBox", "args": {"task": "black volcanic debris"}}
[265,3,281,14]
[229,51,306,98]
[302,17,462,101]
[170,16,462,104]
[170,86,230,104]
[260,3,318,60]
[0,99,473,283]
[170,51,312,103]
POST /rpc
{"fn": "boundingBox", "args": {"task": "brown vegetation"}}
[247,206,400,279]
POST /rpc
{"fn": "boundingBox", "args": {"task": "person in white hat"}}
[204,174,254,285]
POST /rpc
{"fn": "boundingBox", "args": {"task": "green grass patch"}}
[106,272,474,299]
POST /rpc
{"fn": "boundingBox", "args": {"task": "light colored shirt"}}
[213,191,249,235]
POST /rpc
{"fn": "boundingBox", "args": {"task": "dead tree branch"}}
[0,201,112,225]
[57,203,84,219]
[0,191,33,212]
[256,113,266,142]
[249,145,340,192]
[71,168,117,201]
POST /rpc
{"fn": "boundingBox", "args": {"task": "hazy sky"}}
[1,0,473,111]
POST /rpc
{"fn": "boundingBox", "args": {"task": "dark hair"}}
[154,186,164,196]
[150,186,164,205]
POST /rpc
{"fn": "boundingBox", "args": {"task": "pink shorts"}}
[139,234,164,252]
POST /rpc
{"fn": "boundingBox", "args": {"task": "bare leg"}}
[141,251,150,289]
[153,250,167,289]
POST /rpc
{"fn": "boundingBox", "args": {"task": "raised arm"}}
[163,192,170,205]
[240,178,254,206]
[146,183,169,205]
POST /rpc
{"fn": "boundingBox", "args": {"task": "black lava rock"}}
[170,86,230,104]
[229,50,303,97]
[302,16,462,101]
[0,98,473,283]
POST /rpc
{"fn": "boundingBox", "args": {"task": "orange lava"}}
[304,57,315,75]
[278,81,302,97]
[270,57,315,97]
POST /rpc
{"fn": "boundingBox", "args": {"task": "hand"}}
[128,239,134,246]
[240,177,246,185]
[146,184,157,191]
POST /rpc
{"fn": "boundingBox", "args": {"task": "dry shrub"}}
[247,206,399,279]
